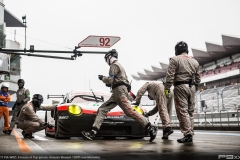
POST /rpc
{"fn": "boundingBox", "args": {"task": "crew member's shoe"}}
[177,134,193,143]
[28,133,35,138]
[6,130,12,135]
[162,127,174,139]
[22,131,28,138]
[148,126,157,142]
[81,131,95,141]
[3,130,7,134]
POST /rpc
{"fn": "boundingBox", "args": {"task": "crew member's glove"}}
[47,124,54,129]
[43,122,48,127]
[106,84,111,87]
[132,102,140,106]
[42,122,53,129]
[98,75,103,80]
[164,90,170,98]
[143,112,150,117]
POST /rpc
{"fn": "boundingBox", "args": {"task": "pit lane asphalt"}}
[0,127,240,160]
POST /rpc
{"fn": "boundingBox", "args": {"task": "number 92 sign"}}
[78,36,121,48]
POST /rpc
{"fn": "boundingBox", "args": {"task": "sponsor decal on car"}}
[105,116,124,119]
[102,122,124,124]
[59,116,69,119]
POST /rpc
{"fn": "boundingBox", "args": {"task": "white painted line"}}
[33,135,49,141]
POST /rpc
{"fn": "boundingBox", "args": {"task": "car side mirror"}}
[101,96,104,102]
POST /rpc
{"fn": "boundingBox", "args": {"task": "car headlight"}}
[132,105,143,115]
[68,105,82,115]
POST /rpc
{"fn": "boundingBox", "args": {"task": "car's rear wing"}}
[47,95,65,99]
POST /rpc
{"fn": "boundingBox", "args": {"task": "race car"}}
[45,90,155,139]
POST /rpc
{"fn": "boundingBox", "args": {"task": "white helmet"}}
[1,82,9,89]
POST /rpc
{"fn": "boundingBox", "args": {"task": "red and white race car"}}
[45,90,155,139]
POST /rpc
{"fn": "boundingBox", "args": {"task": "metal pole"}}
[25,21,26,50]
[0,48,106,54]
[0,52,73,60]
[14,30,16,41]
[237,109,240,127]
[22,15,27,51]
[218,91,219,112]
[221,87,225,111]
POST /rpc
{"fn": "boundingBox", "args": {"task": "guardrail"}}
[220,109,229,127]
[237,108,240,127]
[157,111,240,131]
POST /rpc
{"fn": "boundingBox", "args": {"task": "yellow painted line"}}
[129,142,143,149]
[13,129,32,153]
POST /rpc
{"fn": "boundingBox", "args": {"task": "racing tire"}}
[45,111,53,137]
[54,111,70,139]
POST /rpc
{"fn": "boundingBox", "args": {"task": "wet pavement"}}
[0,126,240,160]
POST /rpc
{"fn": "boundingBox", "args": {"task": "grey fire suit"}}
[92,60,149,131]
[9,88,30,130]
[135,81,171,129]
[165,52,201,136]
[17,103,56,134]
[144,86,174,120]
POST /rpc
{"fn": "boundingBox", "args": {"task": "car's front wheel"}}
[45,111,53,137]
[54,111,70,139]
[54,112,60,138]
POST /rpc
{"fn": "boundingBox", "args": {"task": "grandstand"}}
[132,34,240,130]
[196,85,240,112]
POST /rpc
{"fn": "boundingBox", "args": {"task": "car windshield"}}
[71,94,111,103]
[141,95,155,106]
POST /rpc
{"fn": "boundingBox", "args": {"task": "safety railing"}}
[237,108,240,127]
[156,111,240,130]
[195,85,240,114]
[220,109,229,127]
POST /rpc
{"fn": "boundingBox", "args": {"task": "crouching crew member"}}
[17,94,55,138]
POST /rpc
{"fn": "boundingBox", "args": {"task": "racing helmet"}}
[32,94,44,108]
[1,82,9,90]
[18,79,25,88]
[175,41,188,56]
[104,49,118,65]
